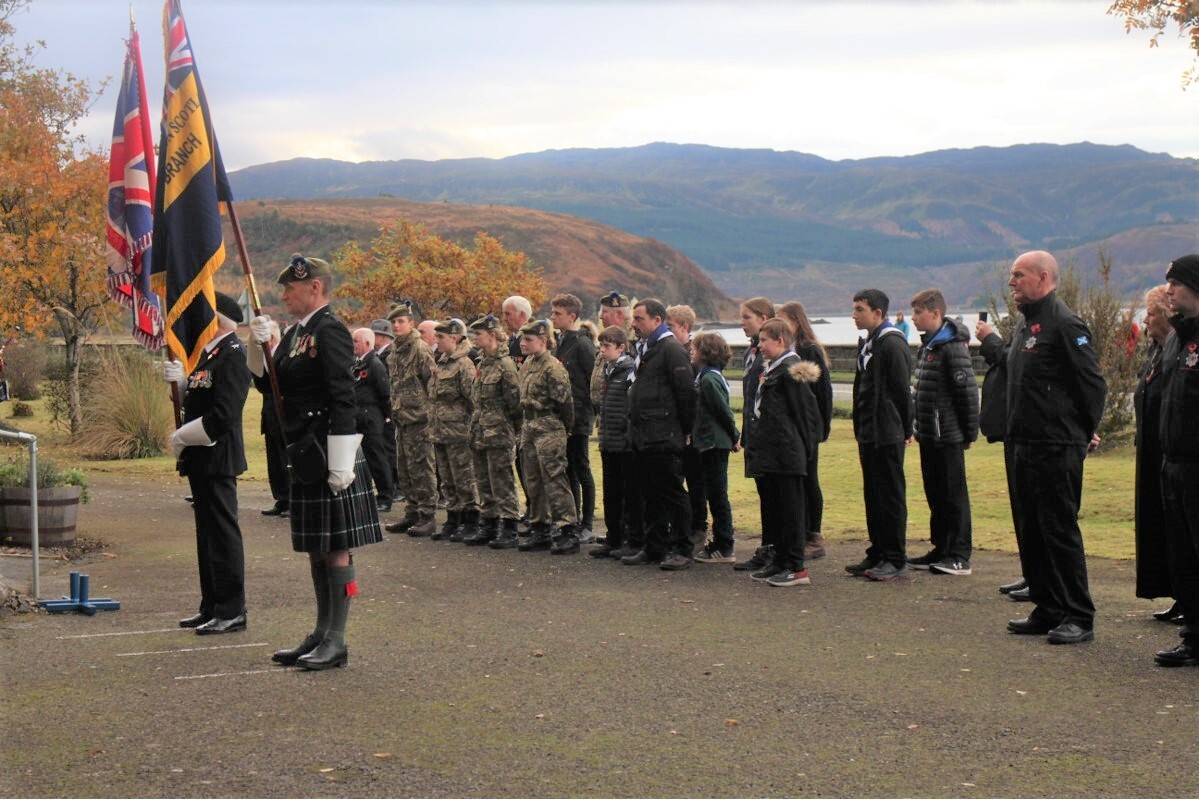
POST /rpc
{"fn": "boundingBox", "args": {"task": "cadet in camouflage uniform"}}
[464,314,522,547]
[382,301,438,537]
[429,318,479,541]
[515,319,581,554]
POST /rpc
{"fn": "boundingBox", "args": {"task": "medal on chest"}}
[187,369,212,390]
[289,332,316,359]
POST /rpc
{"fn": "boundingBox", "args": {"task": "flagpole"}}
[224,199,288,439]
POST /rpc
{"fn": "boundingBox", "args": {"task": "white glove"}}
[249,315,273,345]
[247,338,266,377]
[170,417,214,458]
[163,359,185,388]
[326,433,362,494]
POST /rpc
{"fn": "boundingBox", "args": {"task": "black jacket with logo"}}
[1005,291,1106,446]
[913,317,979,446]
[180,333,251,478]
[1159,313,1199,461]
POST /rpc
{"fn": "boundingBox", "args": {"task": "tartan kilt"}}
[289,449,383,552]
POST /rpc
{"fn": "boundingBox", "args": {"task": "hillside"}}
[229,142,1199,311]
[220,198,738,319]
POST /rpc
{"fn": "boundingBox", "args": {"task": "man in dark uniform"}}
[163,291,252,634]
[1155,254,1199,666]
[1002,250,1106,645]
[370,318,400,501]
[248,254,383,671]
[252,319,289,517]
[352,327,395,512]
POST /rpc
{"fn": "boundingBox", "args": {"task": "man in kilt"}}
[248,254,382,671]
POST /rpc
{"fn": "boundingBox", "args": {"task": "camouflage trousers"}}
[395,419,437,516]
[519,429,578,527]
[472,444,519,520]
[434,439,478,514]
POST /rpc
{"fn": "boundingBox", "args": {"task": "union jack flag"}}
[105,20,162,350]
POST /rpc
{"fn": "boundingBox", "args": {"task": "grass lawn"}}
[3,391,1138,560]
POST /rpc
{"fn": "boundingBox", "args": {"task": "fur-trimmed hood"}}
[788,359,822,384]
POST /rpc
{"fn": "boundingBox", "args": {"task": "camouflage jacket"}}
[389,330,435,425]
[470,351,522,449]
[429,338,475,443]
[519,350,573,442]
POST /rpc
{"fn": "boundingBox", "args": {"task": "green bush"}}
[9,401,33,417]
[77,346,173,459]
[0,454,90,503]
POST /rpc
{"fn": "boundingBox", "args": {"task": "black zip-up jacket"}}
[978,332,1008,443]
[745,354,822,477]
[555,328,598,435]
[1159,313,1199,461]
[627,330,696,454]
[1005,290,1106,446]
[853,324,914,445]
[352,350,391,435]
[796,342,833,442]
[596,354,635,453]
[913,317,979,445]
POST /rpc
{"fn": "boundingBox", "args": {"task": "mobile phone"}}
[979,311,989,323]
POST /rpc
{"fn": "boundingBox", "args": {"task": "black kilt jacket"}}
[179,333,251,478]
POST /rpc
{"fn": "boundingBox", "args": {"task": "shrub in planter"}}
[0,456,90,547]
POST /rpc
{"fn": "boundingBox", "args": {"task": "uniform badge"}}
[187,370,212,390]
[1023,336,1037,351]
[1186,342,1199,369]
[1075,335,1089,347]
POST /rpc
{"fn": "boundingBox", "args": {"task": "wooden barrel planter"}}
[0,486,82,546]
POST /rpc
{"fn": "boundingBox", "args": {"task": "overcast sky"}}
[12,0,1199,171]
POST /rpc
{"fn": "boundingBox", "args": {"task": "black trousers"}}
[918,440,973,561]
[700,448,734,549]
[361,428,395,503]
[264,426,289,509]
[858,441,908,566]
[635,450,691,557]
[1012,443,1095,628]
[566,433,596,527]
[1162,460,1199,647]
[805,446,823,535]
[683,445,708,533]
[600,450,638,547]
[756,473,806,570]
[187,472,245,619]
[383,418,399,493]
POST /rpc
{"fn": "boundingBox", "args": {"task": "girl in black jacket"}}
[744,319,823,587]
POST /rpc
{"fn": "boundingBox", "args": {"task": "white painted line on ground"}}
[117,642,269,657]
[174,668,280,681]
[56,628,179,639]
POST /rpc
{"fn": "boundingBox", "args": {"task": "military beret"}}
[469,314,504,335]
[519,319,554,338]
[214,291,243,324]
[1166,254,1199,296]
[600,290,630,309]
[277,253,332,285]
[369,319,394,338]
[434,318,467,336]
[386,299,419,321]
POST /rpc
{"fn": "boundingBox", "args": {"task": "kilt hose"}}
[289,448,383,553]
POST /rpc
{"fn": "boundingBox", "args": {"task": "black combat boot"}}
[489,518,520,549]
[384,510,418,533]
[465,516,498,546]
[432,510,459,541]
[550,524,581,555]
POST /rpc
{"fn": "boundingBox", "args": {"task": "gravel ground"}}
[2,472,1197,798]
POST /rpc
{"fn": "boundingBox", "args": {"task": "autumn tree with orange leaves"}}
[0,0,110,434]
[1108,0,1199,85]
[334,220,548,328]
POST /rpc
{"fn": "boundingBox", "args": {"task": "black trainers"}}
[929,558,972,576]
[750,564,787,582]
[734,544,773,571]
[864,561,909,581]
[845,557,878,576]
[694,542,736,564]
[620,549,661,566]
[906,549,942,570]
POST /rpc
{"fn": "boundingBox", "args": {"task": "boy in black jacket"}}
[907,289,979,576]
[590,326,639,558]
[847,288,915,581]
